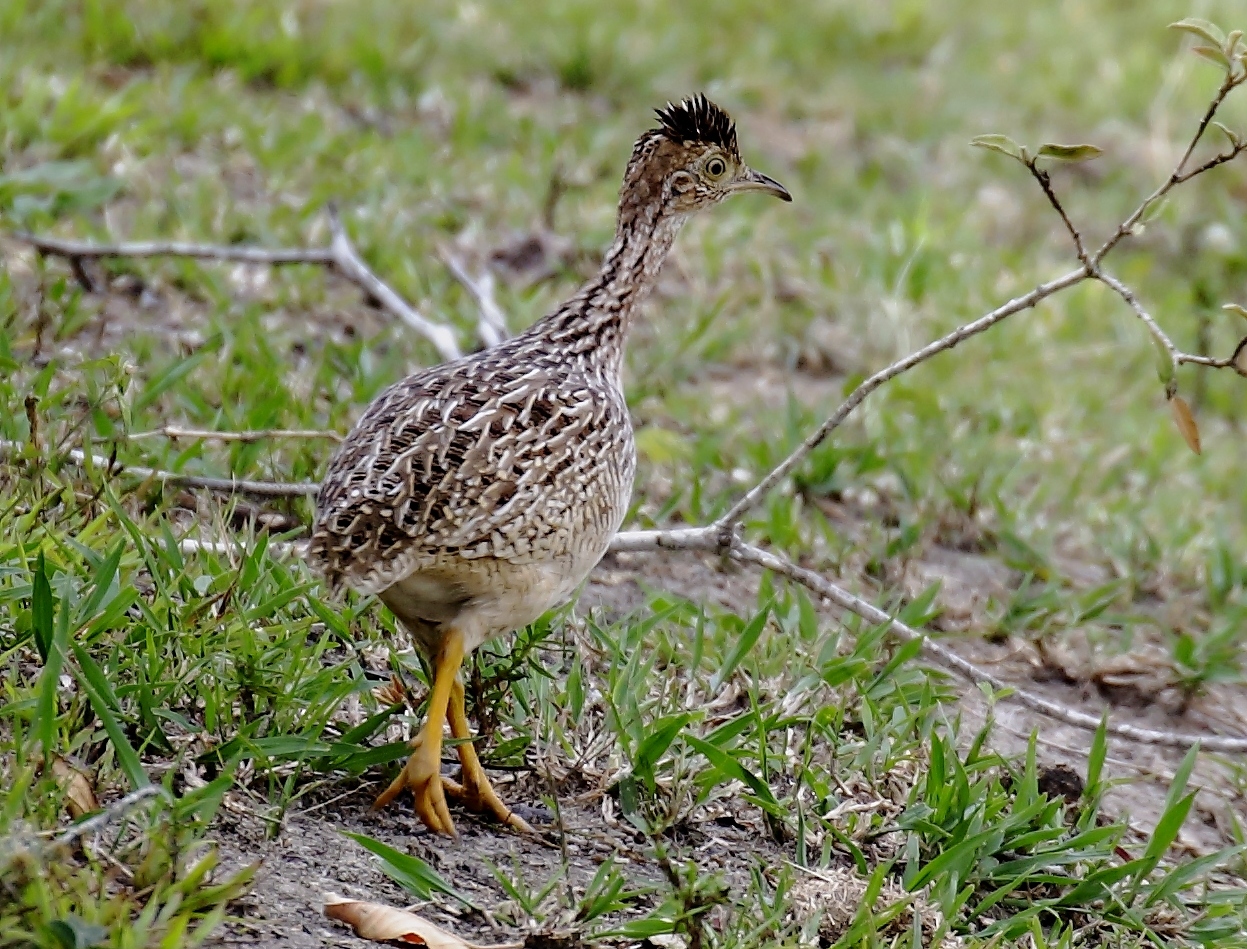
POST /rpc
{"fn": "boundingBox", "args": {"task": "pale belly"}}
[377,466,631,656]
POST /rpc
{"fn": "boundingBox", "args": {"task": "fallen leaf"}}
[50,757,98,819]
[324,896,522,948]
[1170,396,1202,455]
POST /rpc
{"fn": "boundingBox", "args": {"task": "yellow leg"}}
[444,679,535,834]
[372,629,464,836]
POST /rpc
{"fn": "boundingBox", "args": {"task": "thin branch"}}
[1095,270,1179,375]
[1027,162,1090,264]
[725,539,1247,753]
[719,76,1247,528]
[1093,72,1246,265]
[15,232,335,266]
[0,440,318,497]
[441,248,510,349]
[324,207,462,362]
[13,206,463,363]
[713,267,1089,527]
[175,527,1247,752]
[50,785,167,850]
[122,426,342,444]
[1173,140,1247,183]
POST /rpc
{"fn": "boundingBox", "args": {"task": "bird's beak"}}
[731,167,792,202]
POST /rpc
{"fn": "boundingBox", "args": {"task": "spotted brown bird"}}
[309,94,791,836]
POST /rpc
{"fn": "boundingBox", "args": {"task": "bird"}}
[308,94,791,837]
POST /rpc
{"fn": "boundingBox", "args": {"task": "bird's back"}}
[309,333,635,600]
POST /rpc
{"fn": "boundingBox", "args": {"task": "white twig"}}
[1093,72,1246,265]
[14,207,463,363]
[0,440,318,497]
[176,526,1247,752]
[13,233,334,266]
[441,247,510,348]
[1098,270,1247,376]
[324,208,461,362]
[717,69,1247,528]
[51,785,166,849]
[714,267,1089,527]
[725,539,1247,753]
[124,426,342,443]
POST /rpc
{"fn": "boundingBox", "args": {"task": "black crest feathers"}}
[654,94,738,155]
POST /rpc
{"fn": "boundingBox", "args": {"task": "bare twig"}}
[14,206,463,363]
[123,426,343,443]
[441,247,510,348]
[714,267,1089,527]
[719,72,1247,528]
[174,527,1247,752]
[1094,270,1180,387]
[1093,72,1246,265]
[323,207,462,362]
[15,232,336,266]
[725,539,1247,753]
[1095,270,1247,378]
[1027,162,1090,264]
[0,440,318,497]
[51,785,166,850]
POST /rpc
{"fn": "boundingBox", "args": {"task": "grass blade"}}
[33,553,67,757]
[711,599,772,692]
[70,642,149,788]
[342,831,476,909]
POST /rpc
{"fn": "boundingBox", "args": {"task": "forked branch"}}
[174,530,1247,753]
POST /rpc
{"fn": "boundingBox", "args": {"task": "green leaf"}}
[1162,742,1199,813]
[132,350,209,412]
[1169,18,1226,48]
[685,734,784,818]
[633,712,694,790]
[1151,330,1175,386]
[1212,122,1241,147]
[1084,714,1108,802]
[77,540,124,625]
[1036,143,1103,163]
[70,643,149,788]
[970,134,1026,162]
[898,581,942,627]
[1192,45,1232,69]
[1145,844,1246,906]
[31,551,55,662]
[342,831,477,909]
[45,915,108,949]
[34,553,70,758]
[711,600,772,691]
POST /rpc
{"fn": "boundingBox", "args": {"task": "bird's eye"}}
[706,157,727,178]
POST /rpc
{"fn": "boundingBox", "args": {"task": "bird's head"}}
[619,94,791,223]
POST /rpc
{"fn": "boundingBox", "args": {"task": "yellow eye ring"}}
[706,157,726,178]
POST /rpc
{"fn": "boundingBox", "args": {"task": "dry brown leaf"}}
[1170,395,1202,454]
[324,896,522,948]
[50,757,98,819]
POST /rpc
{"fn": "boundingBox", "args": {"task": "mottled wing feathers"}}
[309,344,634,596]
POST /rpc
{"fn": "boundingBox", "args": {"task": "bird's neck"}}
[534,198,685,376]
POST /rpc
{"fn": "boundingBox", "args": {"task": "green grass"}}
[4,0,1247,945]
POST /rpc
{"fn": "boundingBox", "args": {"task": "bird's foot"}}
[372,734,458,837]
[443,745,535,835]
